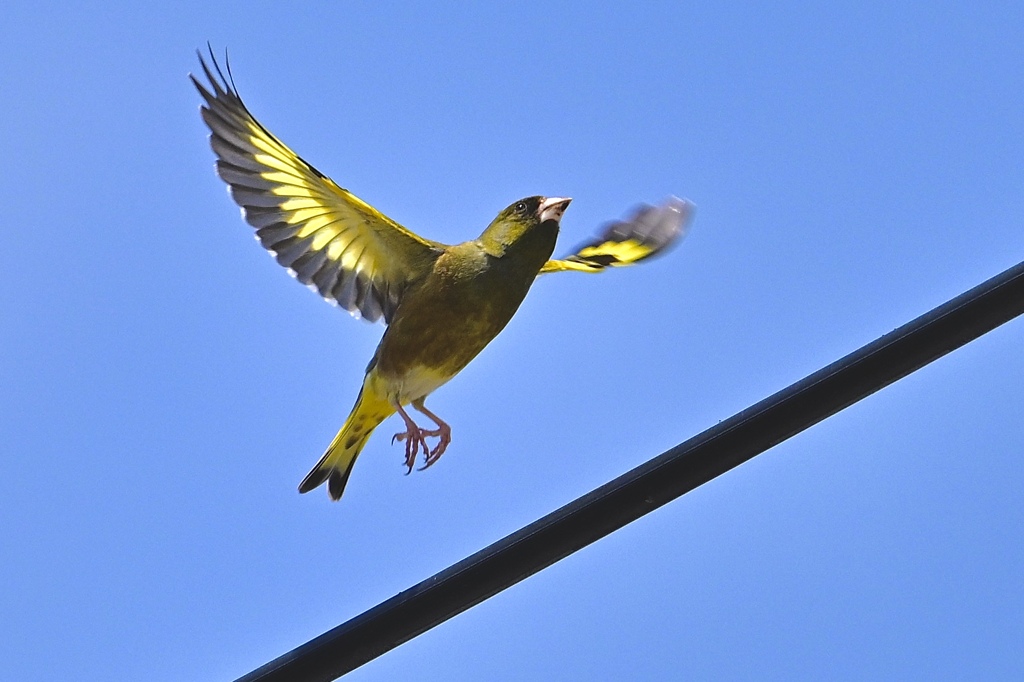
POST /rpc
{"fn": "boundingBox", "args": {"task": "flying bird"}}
[192,49,694,501]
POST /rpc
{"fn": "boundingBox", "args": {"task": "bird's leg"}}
[412,399,452,470]
[391,402,430,474]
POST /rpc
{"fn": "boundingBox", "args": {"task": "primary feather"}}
[539,197,694,274]
[191,49,443,323]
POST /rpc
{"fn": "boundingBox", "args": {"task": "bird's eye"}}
[514,201,527,214]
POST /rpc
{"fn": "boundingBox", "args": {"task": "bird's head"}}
[479,196,572,258]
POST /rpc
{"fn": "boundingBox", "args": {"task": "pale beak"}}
[539,197,572,224]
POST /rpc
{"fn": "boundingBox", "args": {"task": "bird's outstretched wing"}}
[191,49,444,323]
[540,197,694,274]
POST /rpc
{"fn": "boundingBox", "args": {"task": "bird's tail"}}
[298,384,394,501]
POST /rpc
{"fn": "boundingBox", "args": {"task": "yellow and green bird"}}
[192,50,694,501]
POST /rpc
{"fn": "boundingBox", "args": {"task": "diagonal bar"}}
[236,259,1024,682]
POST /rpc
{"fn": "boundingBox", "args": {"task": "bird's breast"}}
[370,247,541,401]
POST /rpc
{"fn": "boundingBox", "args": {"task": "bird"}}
[191,49,695,501]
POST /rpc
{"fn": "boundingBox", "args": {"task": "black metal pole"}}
[236,259,1024,682]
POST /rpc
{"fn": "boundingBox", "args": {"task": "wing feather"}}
[540,197,694,274]
[192,48,444,323]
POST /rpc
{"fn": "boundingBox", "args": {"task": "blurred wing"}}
[540,197,694,274]
[191,49,444,323]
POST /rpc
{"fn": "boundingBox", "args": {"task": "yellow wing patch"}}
[540,197,694,274]
[192,49,444,323]
[576,238,656,263]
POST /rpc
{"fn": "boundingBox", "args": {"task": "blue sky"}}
[2,2,1023,680]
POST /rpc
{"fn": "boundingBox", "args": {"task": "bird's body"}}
[301,202,564,497]
[192,48,694,501]
[376,219,559,393]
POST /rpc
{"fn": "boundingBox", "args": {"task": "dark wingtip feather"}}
[192,44,242,102]
[606,196,695,253]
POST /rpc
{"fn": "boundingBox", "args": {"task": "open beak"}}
[539,197,572,224]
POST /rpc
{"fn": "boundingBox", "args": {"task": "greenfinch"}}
[192,50,694,501]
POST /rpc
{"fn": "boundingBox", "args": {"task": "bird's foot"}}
[392,425,451,472]
[391,401,452,473]
[418,425,451,470]
[392,428,430,474]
